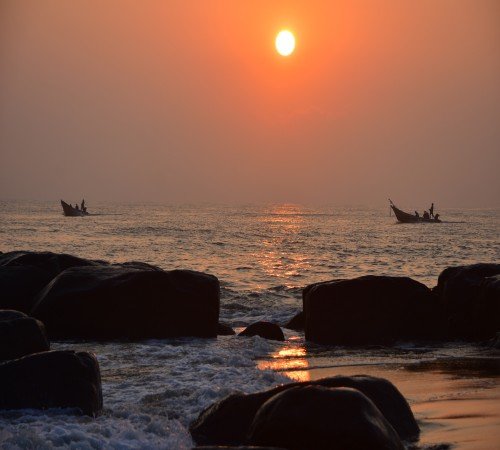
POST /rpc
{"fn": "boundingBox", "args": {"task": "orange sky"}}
[1,1,499,205]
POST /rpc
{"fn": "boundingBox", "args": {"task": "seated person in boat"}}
[423,211,430,220]
[434,213,440,221]
[75,204,79,210]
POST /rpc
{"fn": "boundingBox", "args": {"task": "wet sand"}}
[261,354,500,450]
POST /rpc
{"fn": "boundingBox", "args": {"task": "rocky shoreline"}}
[0,250,498,449]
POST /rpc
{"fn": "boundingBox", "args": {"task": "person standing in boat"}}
[81,199,85,211]
[429,203,435,218]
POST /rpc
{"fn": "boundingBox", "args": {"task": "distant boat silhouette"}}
[60,200,89,217]
[389,199,441,223]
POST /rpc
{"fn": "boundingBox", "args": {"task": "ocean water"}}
[0,200,498,448]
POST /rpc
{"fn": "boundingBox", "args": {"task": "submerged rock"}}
[248,386,404,450]
[435,263,500,339]
[32,263,220,339]
[238,322,285,341]
[0,310,49,361]
[0,350,102,416]
[0,251,100,312]
[190,375,418,446]
[304,275,440,345]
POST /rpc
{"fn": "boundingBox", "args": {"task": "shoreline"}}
[259,350,500,450]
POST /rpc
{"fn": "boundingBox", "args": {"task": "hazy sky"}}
[1,0,499,206]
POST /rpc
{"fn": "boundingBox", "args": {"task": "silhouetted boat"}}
[61,200,89,217]
[389,199,441,223]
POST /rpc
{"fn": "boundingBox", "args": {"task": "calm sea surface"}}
[0,200,498,448]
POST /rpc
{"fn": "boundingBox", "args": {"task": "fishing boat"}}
[389,199,441,223]
[60,200,89,217]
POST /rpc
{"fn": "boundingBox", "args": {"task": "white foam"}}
[0,336,290,449]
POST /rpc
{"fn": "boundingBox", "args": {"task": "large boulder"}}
[0,310,49,361]
[31,263,220,339]
[0,250,101,273]
[475,275,500,339]
[239,322,285,341]
[248,386,404,450]
[0,350,102,416]
[190,375,418,446]
[304,275,440,345]
[0,251,100,312]
[0,310,27,321]
[434,264,500,339]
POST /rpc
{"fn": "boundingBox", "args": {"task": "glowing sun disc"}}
[275,30,295,56]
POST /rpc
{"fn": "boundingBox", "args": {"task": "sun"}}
[275,30,295,57]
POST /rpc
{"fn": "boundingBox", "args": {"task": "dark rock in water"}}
[0,251,100,313]
[0,266,57,313]
[217,322,236,336]
[190,375,418,446]
[0,310,49,361]
[195,447,285,450]
[304,275,440,345]
[283,311,304,331]
[0,250,101,277]
[434,264,500,339]
[0,350,103,416]
[31,264,220,339]
[248,386,404,450]
[475,275,500,339]
[239,322,284,341]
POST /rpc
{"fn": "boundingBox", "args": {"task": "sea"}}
[0,200,498,448]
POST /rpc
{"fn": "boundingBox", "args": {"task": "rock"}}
[0,310,49,361]
[195,447,285,450]
[0,350,102,416]
[218,322,236,336]
[31,264,220,339]
[489,332,500,349]
[283,311,304,331]
[0,251,100,312]
[0,250,102,273]
[304,275,440,345]
[248,386,404,450]
[435,264,500,339]
[238,322,284,341]
[475,275,500,339]
[0,266,57,313]
[0,310,27,321]
[190,375,418,446]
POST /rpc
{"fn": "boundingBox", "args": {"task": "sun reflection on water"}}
[257,340,310,382]
[255,204,312,285]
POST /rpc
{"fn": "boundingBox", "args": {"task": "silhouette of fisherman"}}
[81,199,85,210]
[429,203,434,218]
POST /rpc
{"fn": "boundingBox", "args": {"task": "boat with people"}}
[389,199,441,223]
[61,199,89,217]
